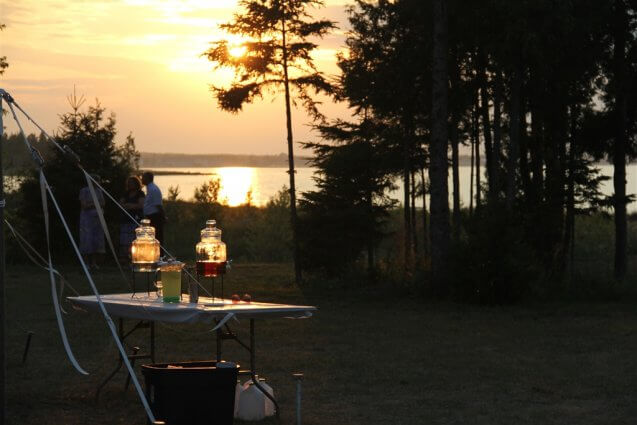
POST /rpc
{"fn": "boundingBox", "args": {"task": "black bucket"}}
[142,360,239,425]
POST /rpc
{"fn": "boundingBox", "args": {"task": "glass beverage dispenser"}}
[195,220,227,277]
[130,219,160,272]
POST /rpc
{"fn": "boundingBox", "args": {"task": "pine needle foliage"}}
[203,0,336,120]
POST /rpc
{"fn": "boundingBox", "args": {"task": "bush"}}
[450,207,540,304]
[163,188,292,263]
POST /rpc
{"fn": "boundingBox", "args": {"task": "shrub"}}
[450,207,540,304]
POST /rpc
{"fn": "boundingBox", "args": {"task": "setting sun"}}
[1,0,347,154]
[228,45,247,58]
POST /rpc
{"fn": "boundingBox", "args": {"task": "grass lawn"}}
[5,262,637,424]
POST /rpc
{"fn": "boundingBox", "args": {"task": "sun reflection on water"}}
[215,167,257,206]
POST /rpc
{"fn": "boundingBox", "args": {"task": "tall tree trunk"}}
[478,49,494,196]
[430,0,450,289]
[612,0,628,281]
[363,110,376,281]
[403,133,412,269]
[451,120,460,239]
[544,99,567,276]
[367,190,375,280]
[519,99,532,204]
[474,96,482,209]
[450,53,461,240]
[557,103,569,278]
[529,73,544,207]
[411,170,419,256]
[491,70,503,203]
[563,106,577,283]
[506,68,522,212]
[421,168,429,258]
[402,108,415,269]
[281,13,301,284]
[470,116,475,215]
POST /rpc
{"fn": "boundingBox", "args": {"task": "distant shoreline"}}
[141,169,209,176]
[140,152,312,168]
[140,152,630,169]
[140,152,482,168]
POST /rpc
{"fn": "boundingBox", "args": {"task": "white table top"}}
[68,293,316,324]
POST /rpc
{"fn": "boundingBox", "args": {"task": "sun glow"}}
[216,167,257,206]
[228,45,247,58]
[2,0,350,155]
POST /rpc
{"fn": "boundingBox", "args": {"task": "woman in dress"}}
[119,176,145,263]
[79,177,106,270]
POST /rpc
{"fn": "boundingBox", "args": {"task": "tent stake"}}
[21,332,34,365]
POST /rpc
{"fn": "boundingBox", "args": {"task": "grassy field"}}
[5,262,637,424]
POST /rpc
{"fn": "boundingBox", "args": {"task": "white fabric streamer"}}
[83,170,129,284]
[39,171,157,423]
[4,219,80,313]
[212,312,236,331]
[38,172,88,375]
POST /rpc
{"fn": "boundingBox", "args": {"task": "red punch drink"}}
[196,261,227,277]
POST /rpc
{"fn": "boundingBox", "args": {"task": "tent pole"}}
[0,93,6,425]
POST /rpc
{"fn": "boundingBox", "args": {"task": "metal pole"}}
[216,325,222,362]
[0,94,6,425]
[293,373,303,425]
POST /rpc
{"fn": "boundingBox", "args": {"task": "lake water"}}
[153,164,637,212]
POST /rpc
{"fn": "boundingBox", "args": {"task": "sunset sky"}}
[1,0,353,154]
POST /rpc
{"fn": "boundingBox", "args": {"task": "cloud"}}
[1,0,354,154]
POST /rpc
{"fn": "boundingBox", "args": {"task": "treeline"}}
[298,0,636,300]
[1,133,53,175]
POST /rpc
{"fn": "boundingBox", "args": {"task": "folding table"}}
[68,293,316,415]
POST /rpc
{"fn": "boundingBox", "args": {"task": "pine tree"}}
[17,94,139,252]
[204,0,336,283]
[0,23,8,76]
[300,118,396,276]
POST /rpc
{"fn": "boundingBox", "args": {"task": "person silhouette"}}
[79,175,106,269]
[141,171,165,244]
[119,175,145,262]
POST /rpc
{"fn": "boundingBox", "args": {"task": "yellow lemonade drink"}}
[160,261,184,303]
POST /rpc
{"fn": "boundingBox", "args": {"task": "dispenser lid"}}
[201,219,222,240]
[158,259,185,271]
[135,218,156,238]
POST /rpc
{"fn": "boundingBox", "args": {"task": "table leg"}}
[150,321,155,363]
[216,323,223,362]
[124,346,140,390]
[95,318,125,402]
[95,318,156,403]
[249,319,280,418]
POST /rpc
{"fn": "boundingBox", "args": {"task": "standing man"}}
[141,171,165,244]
